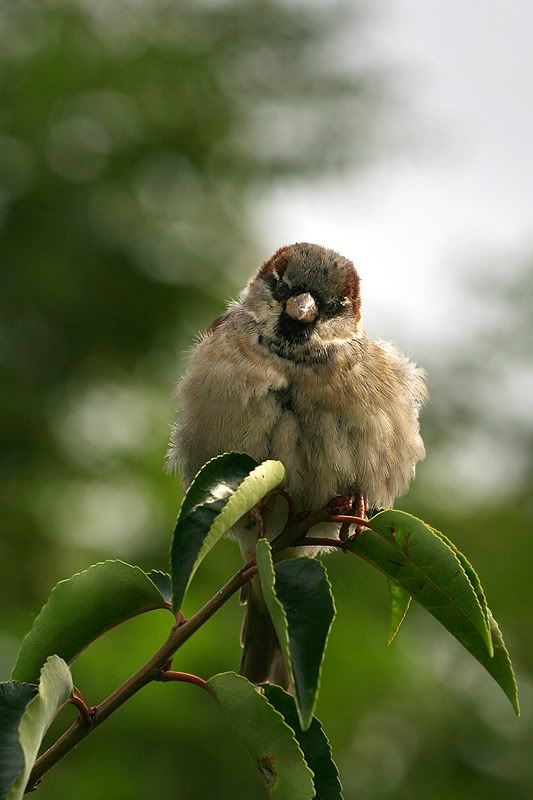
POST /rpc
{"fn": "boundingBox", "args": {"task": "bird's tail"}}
[240,577,290,689]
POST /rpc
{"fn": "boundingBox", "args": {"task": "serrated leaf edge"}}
[487,612,520,716]
[428,525,491,643]
[174,458,285,610]
[256,539,336,731]
[12,560,172,681]
[263,684,344,800]
[7,656,73,800]
[305,557,336,727]
[196,459,285,567]
[369,510,493,656]
[256,538,295,690]
[208,671,315,797]
[145,570,173,606]
[176,452,258,518]
[356,512,519,715]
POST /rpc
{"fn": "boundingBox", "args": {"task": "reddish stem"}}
[240,563,258,582]
[328,515,373,529]
[68,692,96,725]
[27,561,257,792]
[158,671,209,692]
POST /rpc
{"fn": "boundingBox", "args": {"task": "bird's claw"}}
[334,492,368,540]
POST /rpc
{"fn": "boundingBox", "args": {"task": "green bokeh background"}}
[1,1,531,798]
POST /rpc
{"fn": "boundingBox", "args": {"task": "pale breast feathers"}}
[168,316,427,514]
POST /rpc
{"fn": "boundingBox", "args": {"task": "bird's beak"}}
[285,292,318,323]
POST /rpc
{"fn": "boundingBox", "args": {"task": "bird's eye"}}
[274,279,290,301]
[324,299,342,316]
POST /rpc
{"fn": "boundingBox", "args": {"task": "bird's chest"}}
[243,379,357,509]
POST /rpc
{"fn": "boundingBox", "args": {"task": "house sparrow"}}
[167,243,427,686]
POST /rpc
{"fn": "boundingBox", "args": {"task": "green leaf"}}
[0,682,37,800]
[6,656,73,800]
[429,526,519,715]
[486,612,520,715]
[208,672,314,799]
[256,539,336,730]
[348,510,519,714]
[171,453,285,612]
[348,510,491,649]
[146,570,173,605]
[12,561,173,684]
[427,525,491,630]
[264,684,343,800]
[387,580,412,645]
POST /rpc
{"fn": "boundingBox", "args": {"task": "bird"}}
[167,242,428,687]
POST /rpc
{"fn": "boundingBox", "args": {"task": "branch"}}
[26,497,371,792]
[158,671,209,691]
[68,689,96,725]
[271,509,372,552]
[329,515,370,527]
[26,562,257,792]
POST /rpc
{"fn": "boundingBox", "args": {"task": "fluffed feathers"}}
[167,242,428,682]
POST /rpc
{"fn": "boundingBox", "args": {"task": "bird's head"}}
[241,243,362,364]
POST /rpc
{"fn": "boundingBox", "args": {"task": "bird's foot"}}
[328,495,354,516]
[336,492,368,540]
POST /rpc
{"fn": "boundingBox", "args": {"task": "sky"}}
[257,0,533,356]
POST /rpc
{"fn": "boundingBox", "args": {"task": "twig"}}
[271,508,373,553]
[68,690,96,726]
[270,507,330,551]
[26,561,257,792]
[328,515,372,528]
[25,494,371,793]
[158,671,209,692]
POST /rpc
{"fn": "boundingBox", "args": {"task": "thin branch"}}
[158,671,209,692]
[68,690,96,726]
[271,508,372,553]
[25,493,372,793]
[240,564,258,582]
[270,507,330,551]
[328,515,372,528]
[26,561,257,792]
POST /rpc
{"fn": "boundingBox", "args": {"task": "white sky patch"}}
[256,0,533,355]
[256,1,533,501]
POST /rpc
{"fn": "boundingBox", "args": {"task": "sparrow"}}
[167,243,428,687]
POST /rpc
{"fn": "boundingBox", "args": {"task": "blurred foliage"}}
[0,0,384,605]
[0,0,531,798]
